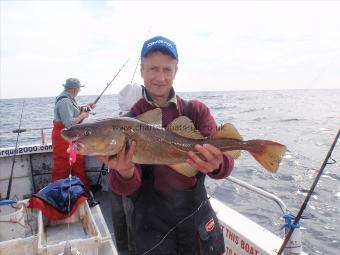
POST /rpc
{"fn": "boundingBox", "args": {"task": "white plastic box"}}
[0,235,37,255]
[37,200,101,255]
[90,205,118,255]
[90,204,112,243]
[0,202,26,241]
[0,200,38,255]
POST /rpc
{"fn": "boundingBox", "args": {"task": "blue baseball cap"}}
[141,36,178,61]
[63,78,84,90]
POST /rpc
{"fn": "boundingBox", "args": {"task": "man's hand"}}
[88,103,96,110]
[97,141,137,179]
[74,111,90,124]
[187,144,223,174]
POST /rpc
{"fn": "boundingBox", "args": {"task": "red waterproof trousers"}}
[51,121,90,190]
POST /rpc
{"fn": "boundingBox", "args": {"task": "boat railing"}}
[226,175,288,214]
[38,127,52,145]
[10,127,52,145]
[225,176,305,254]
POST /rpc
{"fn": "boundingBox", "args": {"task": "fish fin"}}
[212,123,243,140]
[248,140,286,173]
[136,108,162,127]
[213,124,242,158]
[169,163,199,177]
[224,150,241,159]
[166,116,204,139]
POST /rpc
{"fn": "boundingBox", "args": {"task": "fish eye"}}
[84,129,92,136]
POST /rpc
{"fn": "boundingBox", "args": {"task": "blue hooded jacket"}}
[33,176,86,213]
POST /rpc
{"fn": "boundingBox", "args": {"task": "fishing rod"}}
[5,99,26,200]
[277,128,340,255]
[90,59,130,107]
[11,127,52,134]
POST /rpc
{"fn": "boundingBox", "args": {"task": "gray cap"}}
[63,78,84,90]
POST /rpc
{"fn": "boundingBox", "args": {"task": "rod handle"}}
[12,128,27,133]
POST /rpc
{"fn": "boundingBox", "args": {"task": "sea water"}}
[0,89,339,254]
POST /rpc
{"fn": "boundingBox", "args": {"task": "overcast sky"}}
[1,1,340,99]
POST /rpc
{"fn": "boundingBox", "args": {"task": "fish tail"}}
[247,140,286,173]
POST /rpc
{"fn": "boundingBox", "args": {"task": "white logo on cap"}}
[147,39,174,49]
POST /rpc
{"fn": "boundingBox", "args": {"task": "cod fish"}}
[61,108,286,176]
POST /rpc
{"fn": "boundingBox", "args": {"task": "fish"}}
[61,108,286,176]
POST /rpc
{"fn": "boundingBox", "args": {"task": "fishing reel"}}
[80,105,91,112]
[81,105,96,115]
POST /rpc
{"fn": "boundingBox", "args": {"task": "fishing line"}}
[130,56,140,84]
[141,179,223,255]
[62,174,75,255]
[5,99,26,200]
[130,28,151,84]
[277,129,340,255]
[62,142,80,255]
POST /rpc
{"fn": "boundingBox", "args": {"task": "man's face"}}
[141,51,178,102]
[68,88,80,98]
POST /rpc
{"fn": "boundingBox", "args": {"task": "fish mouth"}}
[67,142,85,154]
[61,134,80,143]
[61,128,80,143]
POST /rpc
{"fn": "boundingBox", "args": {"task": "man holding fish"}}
[109,35,232,254]
[110,35,231,255]
[61,36,286,254]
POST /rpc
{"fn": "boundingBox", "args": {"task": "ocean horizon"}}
[1,88,339,100]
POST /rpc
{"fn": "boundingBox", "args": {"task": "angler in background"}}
[112,83,142,254]
[101,36,234,254]
[51,78,95,191]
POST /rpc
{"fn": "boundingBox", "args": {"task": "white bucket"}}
[0,203,26,241]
